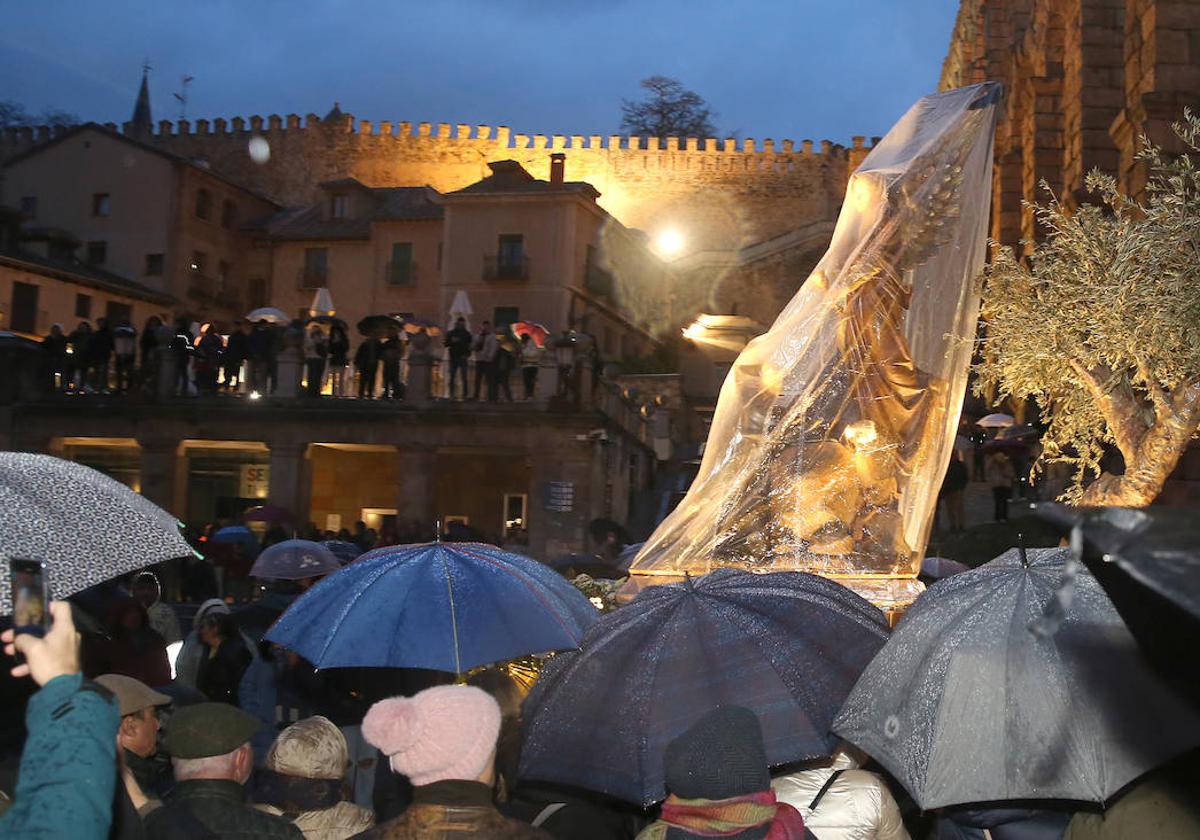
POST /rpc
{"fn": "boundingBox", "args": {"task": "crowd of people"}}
[37,315,603,404]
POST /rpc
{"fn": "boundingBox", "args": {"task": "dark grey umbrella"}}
[249,539,341,580]
[0,452,194,608]
[833,547,1200,809]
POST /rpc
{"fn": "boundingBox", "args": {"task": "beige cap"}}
[95,674,171,717]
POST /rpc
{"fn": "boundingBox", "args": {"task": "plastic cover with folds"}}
[631,83,1000,594]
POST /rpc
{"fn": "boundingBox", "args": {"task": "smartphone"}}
[9,559,51,638]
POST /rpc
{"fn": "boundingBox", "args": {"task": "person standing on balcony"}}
[519,333,542,400]
[89,317,115,392]
[472,321,497,401]
[381,325,405,400]
[553,328,576,398]
[113,321,137,393]
[42,323,68,391]
[355,335,382,399]
[195,324,224,395]
[328,323,350,397]
[224,319,250,392]
[303,324,328,398]
[444,317,472,400]
[247,319,273,394]
[493,336,515,402]
[68,321,92,391]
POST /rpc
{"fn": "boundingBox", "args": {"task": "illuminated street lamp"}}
[654,228,685,257]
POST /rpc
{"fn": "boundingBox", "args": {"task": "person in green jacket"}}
[0,601,121,840]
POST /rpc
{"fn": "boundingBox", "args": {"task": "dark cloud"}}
[0,0,959,142]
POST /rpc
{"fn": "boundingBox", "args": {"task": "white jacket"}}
[771,751,909,840]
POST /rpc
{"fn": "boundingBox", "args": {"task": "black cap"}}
[664,706,770,800]
[163,702,259,759]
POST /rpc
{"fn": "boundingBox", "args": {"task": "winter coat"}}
[304,330,329,361]
[197,635,253,705]
[444,327,472,361]
[328,332,351,366]
[0,673,120,840]
[771,762,909,840]
[520,343,543,368]
[355,340,381,369]
[473,331,498,363]
[353,780,551,839]
[226,330,250,364]
[257,800,374,840]
[145,779,303,840]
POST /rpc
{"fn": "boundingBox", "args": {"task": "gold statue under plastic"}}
[629,83,1001,607]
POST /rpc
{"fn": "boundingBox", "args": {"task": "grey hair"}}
[172,745,245,782]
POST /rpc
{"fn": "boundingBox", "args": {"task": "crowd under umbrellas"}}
[2,451,1200,839]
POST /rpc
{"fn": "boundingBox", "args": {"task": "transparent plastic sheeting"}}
[631,83,1000,590]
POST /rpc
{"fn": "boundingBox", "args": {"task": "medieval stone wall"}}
[1,116,870,261]
[942,0,1200,251]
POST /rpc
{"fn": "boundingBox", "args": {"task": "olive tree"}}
[977,112,1200,506]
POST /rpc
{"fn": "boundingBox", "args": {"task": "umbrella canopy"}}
[401,317,441,337]
[246,307,289,325]
[305,315,347,331]
[0,453,193,608]
[976,412,1016,428]
[209,525,260,557]
[309,287,335,317]
[919,556,970,580]
[833,547,1200,809]
[511,320,550,348]
[995,423,1038,440]
[243,503,292,525]
[519,568,890,806]
[321,540,362,565]
[266,541,598,673]
[250,539,341,580]
[357,314,403,337]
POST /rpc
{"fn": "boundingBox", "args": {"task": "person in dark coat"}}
[170,318,194,397]
[194,324,223,395]
[100,599,171,689]
[493,338,515,402]
[195,613,252,706]
[443,317,472,400]
[223,319,249,391]
[938,451,969,533]
[327,323,351,397]
[355,337,382,399]
[144,702,303,839]
[139,316,162,389]
[90,317,115,391]
[68,320,93,390]
[247,319,275,394]
[380,327,405,400]
[42,323,69,390]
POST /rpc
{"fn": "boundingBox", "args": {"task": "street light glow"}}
[655,228,685,257]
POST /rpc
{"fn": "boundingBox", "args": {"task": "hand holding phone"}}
[2,601,80,685]
[10,559,51,639]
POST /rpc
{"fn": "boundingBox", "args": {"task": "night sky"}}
[2,1,961,144]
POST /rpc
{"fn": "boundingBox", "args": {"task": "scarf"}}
[639,790,806,839]
[253,767,343,814]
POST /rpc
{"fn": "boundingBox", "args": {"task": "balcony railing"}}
[297,267,328,290]
[483,254,531,282]
[385,260,417,286]
[187,271,217,299]
[585,263,615,297]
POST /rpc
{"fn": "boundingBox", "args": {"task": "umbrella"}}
[321,540,362,565]
[246,307,289,325]
[250,539,341,580]
[265,541,598,673]
[833,547,1200,809]
[976,412,1016,428]
[919,556,970,580]
[511,321,550,348]
[0,453,193,608]
[401,317,441,336]
[114,325,137,337]
[995,423,1038,440]
[209,525,260,558]
[1034,503,1200,706]
[243,503,292,525]
[519,568,890,805]
[305,315,347,330]
[309,287,335,317]
[357,314,403,337]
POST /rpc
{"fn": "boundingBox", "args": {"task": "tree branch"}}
[1068,359,1146,459]
[1134,355,1172,417]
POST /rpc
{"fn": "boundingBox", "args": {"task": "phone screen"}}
[9,559,50,637]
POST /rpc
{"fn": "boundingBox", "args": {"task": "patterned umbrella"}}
[519,568,890,805]
[0,453,193,608]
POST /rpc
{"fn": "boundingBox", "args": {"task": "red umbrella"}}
[511,321,550,348]
[243,503,292,525]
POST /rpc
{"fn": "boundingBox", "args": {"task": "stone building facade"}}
[940,0,1200,252]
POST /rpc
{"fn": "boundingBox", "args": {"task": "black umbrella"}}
[1034,502,1200,705]
[305,315,347,330]
[357,314,403,337]
[833,547,1200,809]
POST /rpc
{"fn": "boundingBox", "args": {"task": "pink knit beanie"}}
[361,685,502,786]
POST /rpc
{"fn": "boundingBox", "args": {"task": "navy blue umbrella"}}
[210,525,260,558]
[265,541,598,673]
[519,568,891,806]
[322,539,362,565]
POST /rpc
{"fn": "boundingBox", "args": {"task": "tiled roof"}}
[0,247,175,305]
[447,159,599,199]
[266,186,443,241]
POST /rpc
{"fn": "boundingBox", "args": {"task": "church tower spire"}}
[132,62,152,136]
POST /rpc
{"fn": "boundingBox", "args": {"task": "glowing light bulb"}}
[655,228,685,257]
[843,420,879,450]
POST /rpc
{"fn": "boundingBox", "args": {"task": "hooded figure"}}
[254,716,374,840]
[176,598,257,689]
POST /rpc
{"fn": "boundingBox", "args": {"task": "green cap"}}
[163,702,259,759]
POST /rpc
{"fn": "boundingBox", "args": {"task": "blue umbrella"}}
[210,525,260,558]
[265,541,598,672]
[322,540,362,565]
[518,568,890,806]
[250,539,341,580]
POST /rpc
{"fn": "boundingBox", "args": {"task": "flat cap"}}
[163,702,259,759]
[95,674,171,717]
